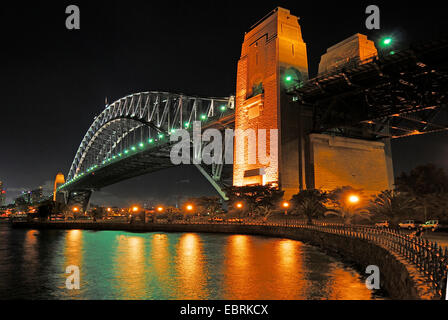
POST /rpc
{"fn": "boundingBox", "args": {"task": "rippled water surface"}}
[0,223,385,299]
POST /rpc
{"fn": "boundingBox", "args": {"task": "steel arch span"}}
[60,91,235,205]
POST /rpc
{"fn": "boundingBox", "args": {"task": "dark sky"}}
[1,1,447,205]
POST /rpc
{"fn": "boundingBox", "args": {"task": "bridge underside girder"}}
[64,145,173,191]
[66,189,92,214]
[290,38,448,140]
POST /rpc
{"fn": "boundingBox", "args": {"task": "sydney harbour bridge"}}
[54,8,448,213]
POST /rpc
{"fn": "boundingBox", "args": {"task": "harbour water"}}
[0,223,385,299]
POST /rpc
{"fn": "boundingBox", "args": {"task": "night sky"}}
[1,1,447,206]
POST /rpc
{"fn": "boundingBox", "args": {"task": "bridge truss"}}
[59,92,235,210]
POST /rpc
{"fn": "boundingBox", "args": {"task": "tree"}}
[291,189,328,224]
[369,190,414,226]
[327,186,369,224]
[223,184,284,217]
[36,200,54,221]
[90,207,105,221]
[191,196,222,216]
[395,164,448,221]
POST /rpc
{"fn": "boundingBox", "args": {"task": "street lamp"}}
[348,195,360,204]
[132,206,139,213]
[235,202,243,209]
[156,206,164,213]
[72,206,79,213]
[186,204,194,212]
[282,201,290,226]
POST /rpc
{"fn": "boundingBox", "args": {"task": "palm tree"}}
[255,205,273,222]
[224,184,284,216]
[290,189,328,224]
[327,186,369,224]
[369,190,414,227]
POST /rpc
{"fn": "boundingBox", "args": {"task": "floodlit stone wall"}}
[308,133,394,197]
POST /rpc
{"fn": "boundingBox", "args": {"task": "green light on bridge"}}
[382,37,392,45]
[200,114,207,120]
[285,75,292,82]
[148,138,154,143]
[220,105,226,112]
[158,133,164,139]
[184,122,190,128]
[131,146,136,151]
[139,142,144,148]
[124,150,129,154]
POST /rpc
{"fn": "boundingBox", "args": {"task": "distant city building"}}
[0,181,5,206]
[15,187,44,206]
[30,187,44,204]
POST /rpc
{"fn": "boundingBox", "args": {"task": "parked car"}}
[375,221,390,228]
[420,220,440,231]
[399,220,420,229]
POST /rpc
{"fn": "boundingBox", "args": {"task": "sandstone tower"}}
[233,7,394,199]
[233,7,309,198]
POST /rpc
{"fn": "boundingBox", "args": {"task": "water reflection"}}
[275,239,307,299]
[64,230,83,267]
[175,233,208,299]
[0,224,383,300]
[114,235,146,299]
[327,268,373,300]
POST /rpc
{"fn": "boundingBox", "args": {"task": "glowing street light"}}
[156,206,164,213]
[186,204,194,211]
[348,195,360,204]
[72,206,79,213]
[235,202,243,209]
[132,206,139,213]
[281,201,290,225]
